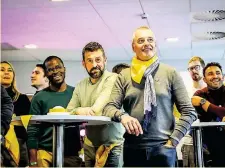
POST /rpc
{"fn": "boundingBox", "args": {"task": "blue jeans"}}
[124,145,176,167]
[84,143,123,167]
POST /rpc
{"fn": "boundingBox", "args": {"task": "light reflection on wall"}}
[180,71,192,88]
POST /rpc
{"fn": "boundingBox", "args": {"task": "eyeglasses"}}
[188,65,201,71]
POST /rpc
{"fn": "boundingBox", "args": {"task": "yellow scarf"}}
[131,55,158,84]
[84,137,118,167]
[5,115,32,166]
[4,124,20,166]
[95,143,118,168]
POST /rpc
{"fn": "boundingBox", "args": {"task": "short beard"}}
[207,81,223,90]
[192,75,202,82]
[207,84,222,90]
[87,66,104,79]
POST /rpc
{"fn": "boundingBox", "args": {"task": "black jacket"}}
[6,86,31,139]
[1,85,13,136]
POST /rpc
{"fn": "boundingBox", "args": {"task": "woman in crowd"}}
[0,61,30,167]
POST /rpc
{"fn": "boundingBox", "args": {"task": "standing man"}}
[67,42,124,167]
[27,56,81,167]
[187,56,207,97]
[103,26,197,167]
[179,56,207,167]
[31,64,49,94]
[192,62,225,167]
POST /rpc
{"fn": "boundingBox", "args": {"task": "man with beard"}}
[31,64,49,95]
[103,26,197,167]
[179,56,207,167]
[27,56,82,167]
[192,62,225,167]
[67,42,125,167]
[187,56,207,96]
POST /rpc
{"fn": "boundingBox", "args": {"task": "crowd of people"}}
[1,26,225,167]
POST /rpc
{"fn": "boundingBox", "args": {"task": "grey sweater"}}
[103,63,197,148]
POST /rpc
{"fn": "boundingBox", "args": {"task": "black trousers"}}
[203,127,225,167]
[17,138,29,167]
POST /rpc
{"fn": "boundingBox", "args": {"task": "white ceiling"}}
[1,0,225,62]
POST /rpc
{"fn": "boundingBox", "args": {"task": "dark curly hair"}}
[43,55,64,73]
[203,62,223,77]
[82,42,105,61]
[112,63,130,74]
[36,64,47,77]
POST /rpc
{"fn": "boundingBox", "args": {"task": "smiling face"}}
[132,28,157,61]
[45,58,65,87]
[204,66,224,89]
[0,62,14,87]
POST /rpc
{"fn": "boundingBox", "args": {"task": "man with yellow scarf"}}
[103,26,197,167]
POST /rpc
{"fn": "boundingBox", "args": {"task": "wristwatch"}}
[117,112,129,122]
[200,98,207,106]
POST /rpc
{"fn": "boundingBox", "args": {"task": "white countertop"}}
[12,115,112,126]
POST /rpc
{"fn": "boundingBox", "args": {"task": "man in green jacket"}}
[27,56,81,167]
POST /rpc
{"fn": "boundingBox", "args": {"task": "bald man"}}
[103,26,197,167]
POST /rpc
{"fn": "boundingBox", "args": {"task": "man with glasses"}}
[27,56,82,167]
[187,56,206,95]
[179,56,207,167]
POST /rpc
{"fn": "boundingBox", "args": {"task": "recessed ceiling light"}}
[165,37,179,42]
[24,44,38,49]
[50,0,69,2]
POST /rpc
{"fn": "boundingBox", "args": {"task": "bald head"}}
[132,26,157,61]
[132,26,156,43]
